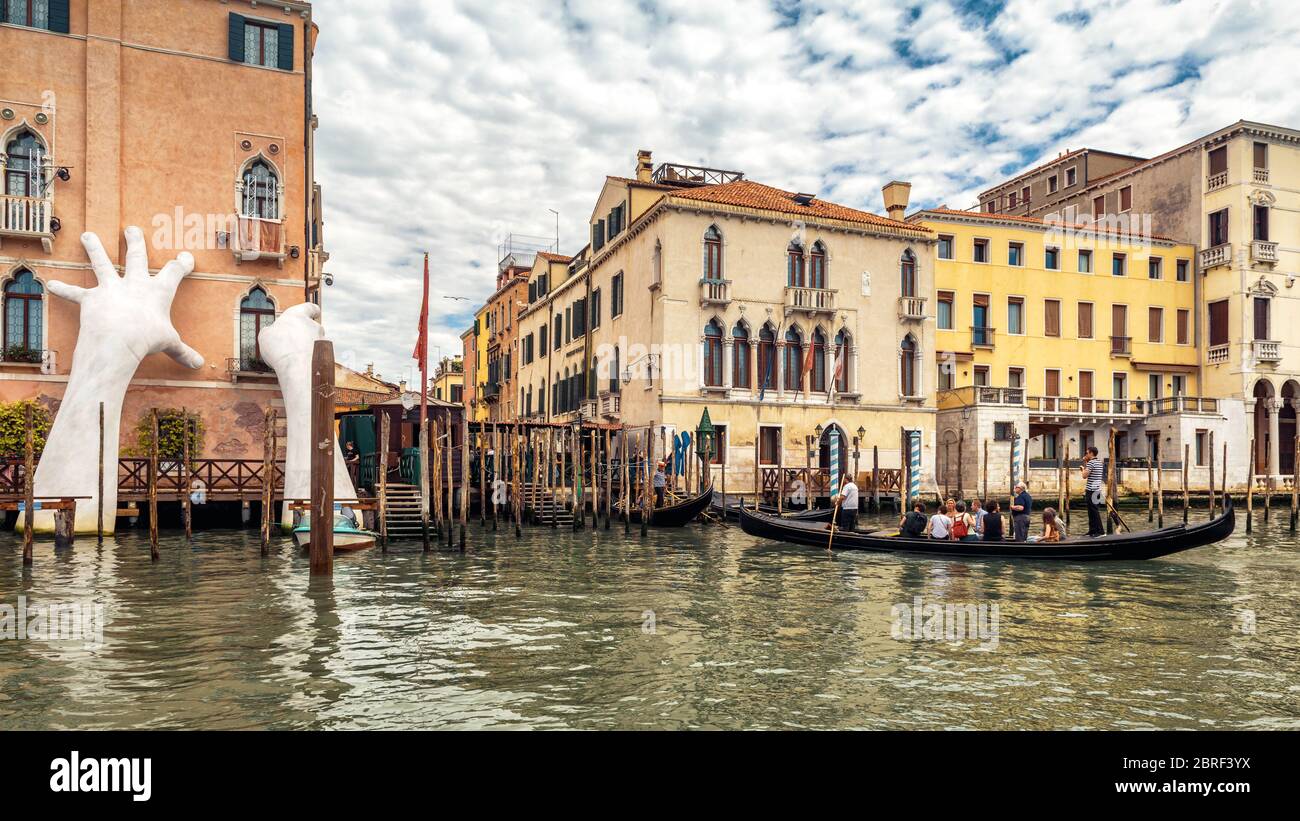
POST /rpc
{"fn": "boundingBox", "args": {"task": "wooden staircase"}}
[522,483,575,527]
[381,483,426,539]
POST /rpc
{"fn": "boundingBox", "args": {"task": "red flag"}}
[832,343,845,387]
[413,252,429,362]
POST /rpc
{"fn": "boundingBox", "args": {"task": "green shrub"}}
[129,409,204,460]
[0,400,52,458]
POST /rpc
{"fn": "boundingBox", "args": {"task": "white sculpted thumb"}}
[257,302,358,528]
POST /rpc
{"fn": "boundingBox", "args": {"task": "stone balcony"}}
[0,194,55,253]
[898,295,927,321]
[1198,243,1232,270]
[1252,240,1278,265]
[1207,343,1229,365]
[699,277,730,306]
[1253,339,1281,364]
[1206,170,1228,191]
[784,286,836,316]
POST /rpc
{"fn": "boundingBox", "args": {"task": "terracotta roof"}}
[913,207,1181,244]
[666,179,929,234]
[535,251,573,263]
[605,175,674,190]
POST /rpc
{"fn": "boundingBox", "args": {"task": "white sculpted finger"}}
[163,336,204,369]
[281,302,322,322]
[157,252,195,297]
[80,232,120,287]
[46,280,88,304]
[124,226,149,279]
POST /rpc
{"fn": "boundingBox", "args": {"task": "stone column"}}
[722,339,733,389]
[775,343,785,400]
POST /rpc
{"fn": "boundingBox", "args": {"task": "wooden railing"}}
[759,466,903,502]
[0,457,285,498]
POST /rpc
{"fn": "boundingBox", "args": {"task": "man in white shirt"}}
[927,505,953,540]
[833,474,859,532]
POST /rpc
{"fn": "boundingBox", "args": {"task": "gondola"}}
[709,496,834,523]
[738,496,1234,561]
[621,485,715,526]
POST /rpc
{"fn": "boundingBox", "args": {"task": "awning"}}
[1131,361,1197,373]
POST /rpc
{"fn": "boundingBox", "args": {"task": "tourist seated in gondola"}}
[982,500,1005,541]
[952,501,979,542]
[900,500,927,538]
[971,498,987,538]
[1026,507,1068,543]
[926,502,953,540]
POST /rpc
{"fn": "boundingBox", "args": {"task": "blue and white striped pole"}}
[1010,434,1021,492]
[829,433,841,497]
[908,431,922,503]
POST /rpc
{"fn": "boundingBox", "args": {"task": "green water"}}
[1,508,1297,730]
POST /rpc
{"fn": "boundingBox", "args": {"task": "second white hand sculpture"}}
[257,302,358,529]
[32,228,205,534]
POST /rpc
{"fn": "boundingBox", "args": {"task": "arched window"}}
[4,269,43,358]
[703,226,722,281]
[732,323,751,389]
[5,129,45,198]
[834,328,852,393]
[900,334,918,397]
[787,240,805,287]
[757,323,777,394]
[241,159,279,220]
[703,319,724,387]
[810,241,827,289]
[783,326,803,391]
[811,328,827,392]
[900,249,917,298]
[239,287,275,370]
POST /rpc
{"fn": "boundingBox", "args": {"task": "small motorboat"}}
[738,496,1235,561]
[292,512,377,552]
[709,496,834,523]
[618,486,715,526]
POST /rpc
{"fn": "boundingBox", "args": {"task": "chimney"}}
[882,180,912,221]
[636,149,653,183]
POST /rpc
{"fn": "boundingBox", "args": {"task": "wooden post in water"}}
[1146,452,1154,522]
[1061,441,1070,526]
[1058,443,1066,519]
[491,423,499,531]
[479,428,487,528]
[261,407,275,554]
[871,445,880,513]
[181,407,192,540]
[1208,431,1216,517]
[590,429,599,529]
[777,432,786,516]
[1156,442,1164,527]
[641,440,650,537]
[1263,444,1272,522]
[459,415,469,550]
[981,438,989,504]
[1182,443,1190,524]
[419,414,430,552]
[957,429,965,501]
[309,339,334,575]
[446,413,455,550]
[1292,435,1299,532]
[1221,440,1228,515]
[97,401,105,545]
[621,427,630,534]
[549,429,558,528]
[22,403,34,565]
[1105,428,1116,535]
[378,412,389,549]
[804,434,813,512]
[603,428,612,529]
[1246,436,1255,533]
[149,408,160,561]
[572,426,582,532]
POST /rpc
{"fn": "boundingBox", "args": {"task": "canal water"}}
[1,508,1297,730]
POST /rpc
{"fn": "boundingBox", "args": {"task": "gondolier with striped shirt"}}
[1081,446,1106,537]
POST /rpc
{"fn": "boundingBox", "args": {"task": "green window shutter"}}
[276,23,294,71]
[228,13,247,62]
[48,0,70,32]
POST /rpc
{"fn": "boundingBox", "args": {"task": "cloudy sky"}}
[310,0,1300,385]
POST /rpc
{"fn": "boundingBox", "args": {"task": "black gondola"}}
[709,497,834,523]
[622,486,715,527]
[738,496,1235,561]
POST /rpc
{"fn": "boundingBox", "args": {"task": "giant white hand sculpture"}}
[30,228,204,534]
[257,302,358,529]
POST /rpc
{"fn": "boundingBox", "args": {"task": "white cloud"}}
[310,0,1300,384]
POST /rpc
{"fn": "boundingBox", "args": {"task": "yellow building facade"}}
[912,209,1228,493]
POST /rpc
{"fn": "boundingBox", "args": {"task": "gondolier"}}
[1081,446,1105,537]
[833,473,858,532]
[1011,481,1032,542]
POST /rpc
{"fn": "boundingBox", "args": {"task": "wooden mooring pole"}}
[308,339,334,575]
[149,408,160,561]
[22,403,34,566]
[621,427,630,534]
[261,407,275,554]
[182,407,193,540]
[419,414,430,552]
[1156,444,1164,528]
[1182,443,1190,524]
[603,428,612,529]
[1246,436,1255,533]
[1208,432,1216,517]
[459,415,469,551]
[1292,435,1299,532]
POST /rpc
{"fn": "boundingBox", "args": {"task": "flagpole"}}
[418,252,431,549]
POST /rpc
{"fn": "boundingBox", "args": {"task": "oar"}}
[826,498,842,553]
